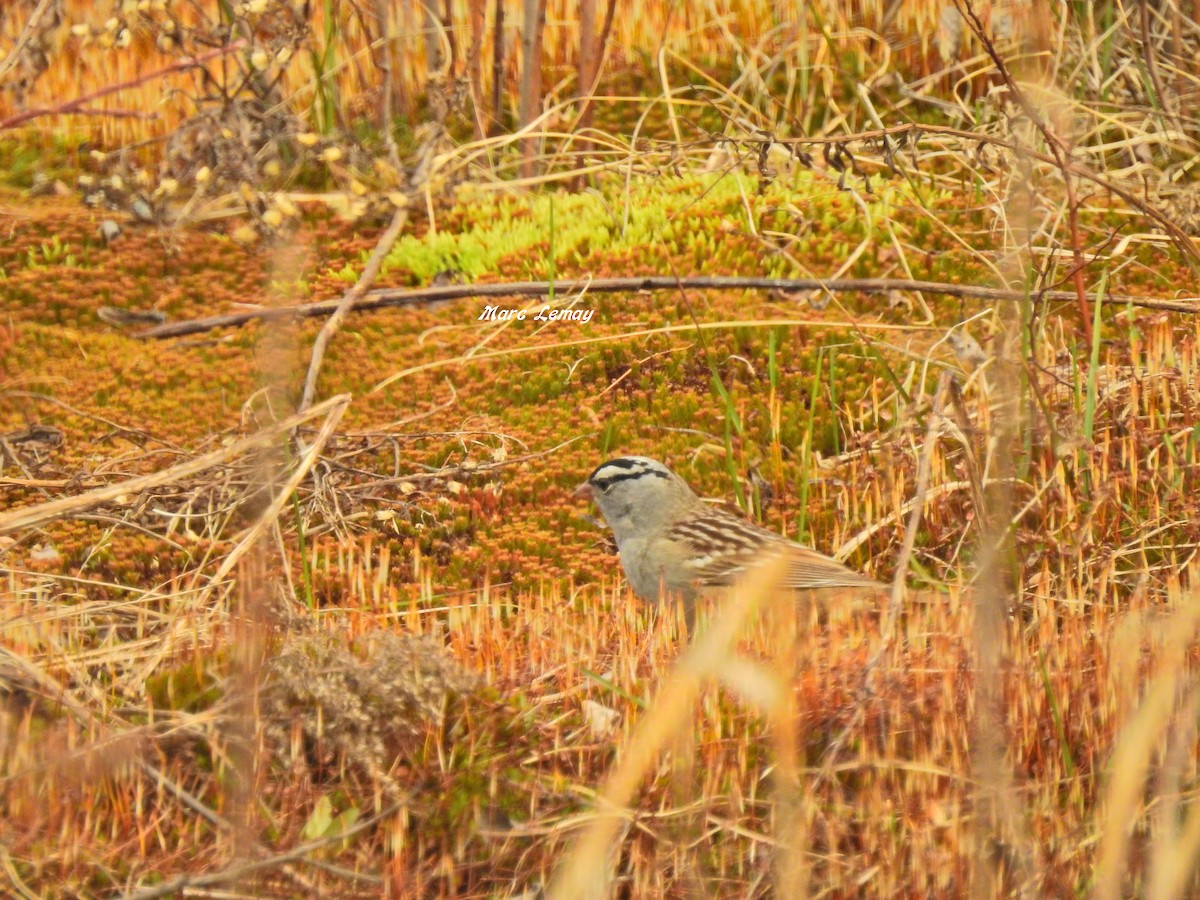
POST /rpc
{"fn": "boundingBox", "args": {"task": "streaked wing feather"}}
[668,509,881,591]
[779,551,882,590]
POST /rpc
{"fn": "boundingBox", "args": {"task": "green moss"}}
[145,661,222,714]
[355,171,952,289]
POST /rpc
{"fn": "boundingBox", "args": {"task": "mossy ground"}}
[3,163,1200,896]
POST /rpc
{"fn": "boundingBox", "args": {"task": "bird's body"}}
[576,456,881,607]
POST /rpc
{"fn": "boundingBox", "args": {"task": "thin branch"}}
[701,122,1200,266]
[202,393,350,592]
[0,41,247,131]
[137,275,1200,340]
[0,0,58,84]
[297,207,409,414]
[0,395,349,535]
[953,0,1094,342]
[123,803,398,900]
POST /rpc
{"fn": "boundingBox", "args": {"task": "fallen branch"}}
[136,276,1200,339]
[0,394,349,535]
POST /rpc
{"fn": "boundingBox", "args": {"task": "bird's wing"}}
[668,510,882,591]
[775,547,883,590]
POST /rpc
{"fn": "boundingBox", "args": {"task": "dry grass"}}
[4,298,1200,894]
[4,526,1199,895]
[4,0,1200,897]
[0,0,960,146]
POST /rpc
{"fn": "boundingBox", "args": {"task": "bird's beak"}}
[572,481,593,500]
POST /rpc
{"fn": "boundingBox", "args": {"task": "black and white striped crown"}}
[585,456,673,492]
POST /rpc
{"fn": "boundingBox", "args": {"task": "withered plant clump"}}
[263,631,480,801]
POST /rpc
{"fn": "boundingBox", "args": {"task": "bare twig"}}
[137,275,1200,340]
[4,390,161,444]
[0,0,58,84]
[466,0,487,140]
[0,41,247,131]
[372,0,400,165]
[1138,0,1179,132]
[123,803,398,900]
[701,121,1200,265]
[200,394,350,591]
[953,0,1095,342]
[883,371,951,635]
[297,207,408,414]
[0,395,348,535]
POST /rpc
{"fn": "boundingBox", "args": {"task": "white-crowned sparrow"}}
[574,456,882,607]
